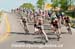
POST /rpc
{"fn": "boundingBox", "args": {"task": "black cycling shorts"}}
[34,24,37,27]
[53,24,58,28]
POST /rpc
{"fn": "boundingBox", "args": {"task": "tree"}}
[52,0,59,8]
[59,0,69,10]
[20,3,34,10]
[37,0,46,9]
[52,0,73,11]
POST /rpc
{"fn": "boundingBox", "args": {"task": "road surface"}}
[0,12,75,49]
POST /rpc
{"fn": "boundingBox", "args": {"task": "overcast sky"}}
[0,0,74,11]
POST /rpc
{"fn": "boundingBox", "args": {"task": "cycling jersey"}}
[22,18,26,23]
[56,12,61,19]
[51,19,58,28]
[51,14,57,21]
[64,16,70,23]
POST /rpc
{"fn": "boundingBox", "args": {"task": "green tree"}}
[37,0,46,9]
[52,0,59,8]
[20,3,34,10]
[59,0,69,10]
[52,0,73,11]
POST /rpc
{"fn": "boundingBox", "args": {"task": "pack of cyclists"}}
[14,8,72,42]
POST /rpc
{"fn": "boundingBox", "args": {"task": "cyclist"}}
[34,17,49,42]
[50,12,58,33]
[64,15,72,34]
[22,18,29,33]
[50,12,61,39]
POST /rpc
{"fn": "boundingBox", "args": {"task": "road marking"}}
[0,13,11,43]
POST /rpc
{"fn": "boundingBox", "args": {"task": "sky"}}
[0,0,74,11]
[0,0,38,11]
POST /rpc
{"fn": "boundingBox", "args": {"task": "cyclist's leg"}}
[67,23,72,34]
[54,24,61,40]
[41,25,49,42]
[58,19,61,35]
[23,23,29,33]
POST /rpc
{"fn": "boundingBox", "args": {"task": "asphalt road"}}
[0,12,75,49]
